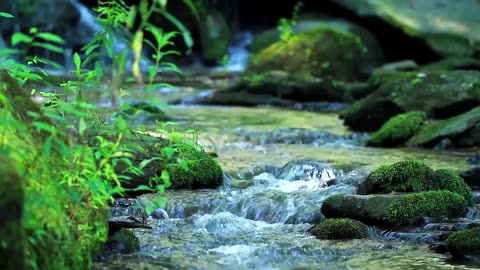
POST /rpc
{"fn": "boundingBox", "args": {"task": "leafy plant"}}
[278,1,303,42]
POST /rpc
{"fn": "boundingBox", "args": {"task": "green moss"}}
[168,144,223,189]
[250,29,280,54]
[431,169,472,203]
[447,227,480,259]
[367,111,427,147]
[248,26,367,81]
[310,218,368,240]
[386,190,467,224]
[104,229,140,254]
[0,155,25,270]
[368,160,434,193]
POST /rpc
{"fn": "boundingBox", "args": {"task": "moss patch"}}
[447,227,480,259]
[0,155,25,270]
[167,144,224,189]
[310,218,368,240]
[367,111,427,147]
[386,190,467,224]
[248,26,367,81]
[431,169,472,203]
[368,160,434,193]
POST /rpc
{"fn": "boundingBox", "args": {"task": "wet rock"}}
[460,167,480,188]
[321,194,400,225]
[373,60,418,73]
[115,102,171,123]
[469,151,480,165]
[331,0,480,57]
[422,57,480,72]
[103,229,140,254]
[322,191,468,226]
[344,71,480,131]
[309,218,368,240]
[248,27,367,81]
[109,199,151,234]
[409,106,480,147]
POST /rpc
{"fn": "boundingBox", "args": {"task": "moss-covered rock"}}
[167,144,223,189]
[431,169,472,203]
[86,124,223,192]
[342,96,405,131]
[310,218,368,240]
[367,160,434,193]
[331,0,480,57]
[248,26,367,81]
[117,102,170,123]
[321,194,400,225]
[447,227,480,259]
[343,71,480,131]
[104,229,140,254]
[250,16,384,74]
[386,190,467,224]
[409,106,480,147]
[0,155,25,270]
[367,111,427,147]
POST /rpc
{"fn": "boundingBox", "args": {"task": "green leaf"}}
[0,12,13,18]
[31,42,64,54]
[78,118,87,137]
[11,32,33,46]
[36,32,65,44]
[73,53,81,73]
[32,121,56,134]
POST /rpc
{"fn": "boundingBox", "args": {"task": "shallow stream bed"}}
[95,104,476,270]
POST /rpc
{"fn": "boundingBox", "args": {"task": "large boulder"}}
[343,71,480,131]
[331,0,480,57]
[250,14,385,74]
[248,26,368,81]
[409,106,480,147]
[321,193,399,225]
[359,160,472,203]
[321,191,467,225]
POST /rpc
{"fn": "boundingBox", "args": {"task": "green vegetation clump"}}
[368,160,434,193]
[310,218,368,240]
[447,227,480,259]
[168,144,223,189]
[431,169,472,203]
[0,155,25,270]
[386,190,467,224]
[367,111,427,147]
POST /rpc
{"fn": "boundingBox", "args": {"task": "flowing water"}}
[93,99,478,269]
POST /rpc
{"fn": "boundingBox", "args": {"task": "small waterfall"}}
[214,31,253,72]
